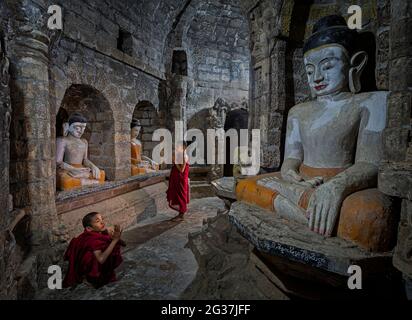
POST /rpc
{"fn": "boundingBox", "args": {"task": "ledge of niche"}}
[56,170,170,215]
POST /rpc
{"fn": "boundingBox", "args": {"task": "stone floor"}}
[38,197,225,300]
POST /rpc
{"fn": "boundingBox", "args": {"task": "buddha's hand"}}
[283,169,323,188]
[67,167,90,178]
[307,182,345,236]
[283,169,304,183]
[91,165,100,179]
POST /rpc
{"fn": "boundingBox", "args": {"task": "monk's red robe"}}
[166,163,190,214]
[63,230,123,288]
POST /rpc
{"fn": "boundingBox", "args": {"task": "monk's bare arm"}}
[93,225,122,264]
[93,240,119,265]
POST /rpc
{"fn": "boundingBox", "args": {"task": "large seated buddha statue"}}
[56,113,105,191]
[236,15,397,252]
[130,119,159,176]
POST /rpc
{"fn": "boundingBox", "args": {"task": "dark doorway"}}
[224,108,249,176]
[172,50,188,76]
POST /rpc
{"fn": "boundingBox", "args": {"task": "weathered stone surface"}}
[379,162,412,200]
[211,176,236,200]
[185,0,249,122]
[183,212,285,299]
[58,181,169,242]
[228,201,394,277]
[393,199,412,278]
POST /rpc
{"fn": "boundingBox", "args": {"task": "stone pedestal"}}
[228,201,404,298]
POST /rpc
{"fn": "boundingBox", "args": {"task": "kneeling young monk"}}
[63,212,125,288]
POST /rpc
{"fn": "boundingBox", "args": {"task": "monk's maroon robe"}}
[63,230,123,288]
[166,163,190,214]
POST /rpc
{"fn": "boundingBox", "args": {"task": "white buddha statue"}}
[56,113,105,190]
[236,15,397,252]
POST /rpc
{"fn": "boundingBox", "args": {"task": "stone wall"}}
[57,180,169,240]
[52,0,188,76]
[185,0,250,121]
[378,0,412,291]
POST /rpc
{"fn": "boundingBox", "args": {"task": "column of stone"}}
[0,30,11,230]
[9,26,57,245]
[168,74,188,140]
[268,39,287,170]
[379,0,412,299]
[0,21,16,299]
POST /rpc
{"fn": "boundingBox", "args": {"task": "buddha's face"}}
[68,122,86,139]
[131,126,141,139]
[304,45,350,97]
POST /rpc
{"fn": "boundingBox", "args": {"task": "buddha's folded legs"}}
[236,167,397,252]
[57,168,105,191]
[131,165,149,176]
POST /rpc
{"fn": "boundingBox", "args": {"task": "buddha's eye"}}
[306,67,314,76]
[322,61,334,70]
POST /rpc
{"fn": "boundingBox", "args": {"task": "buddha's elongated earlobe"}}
[63,122,69,137]
[349,51,368,93]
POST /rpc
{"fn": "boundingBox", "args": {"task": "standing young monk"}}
[166,141,190,220]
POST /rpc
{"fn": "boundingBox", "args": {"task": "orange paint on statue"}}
[337,189,396,252]
[235,172,281,211]
[57,164,106,191]
[235,165,397,252]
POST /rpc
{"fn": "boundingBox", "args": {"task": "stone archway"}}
[58,84,116,180]
[132,101,161,159]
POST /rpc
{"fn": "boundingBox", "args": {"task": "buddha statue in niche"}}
[236,15,397,252]
[56,112,105,191]
[130,119,159,175]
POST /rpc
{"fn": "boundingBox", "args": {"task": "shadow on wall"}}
[57,84,116,180]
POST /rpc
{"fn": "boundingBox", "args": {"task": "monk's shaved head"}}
[82,212,99,228]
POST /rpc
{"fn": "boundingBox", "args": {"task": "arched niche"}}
[132,101,161,159]
[57,84,116,180]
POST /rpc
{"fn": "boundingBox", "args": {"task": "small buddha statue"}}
[130,119,159,176]
[56,113,105,191]
[236,15,397,252]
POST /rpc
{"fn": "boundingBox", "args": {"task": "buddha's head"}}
[130,119,141,139]
[303,15,368,98]
[67,112,87,139]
